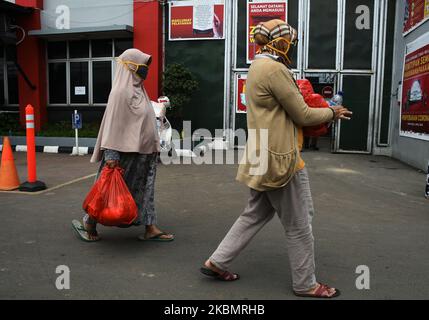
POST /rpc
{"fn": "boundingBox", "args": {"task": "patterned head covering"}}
[253,19,298,66]
[254,19,298,44]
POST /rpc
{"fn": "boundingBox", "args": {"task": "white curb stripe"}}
[16,145,27,152]
[72,147,89,155]
[1,145,93,154]
[44,146,59,153]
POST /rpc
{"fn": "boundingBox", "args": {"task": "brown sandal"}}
[294,283,341,299]
[200,267,240,282]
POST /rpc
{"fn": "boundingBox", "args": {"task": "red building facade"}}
[3,0,163,131]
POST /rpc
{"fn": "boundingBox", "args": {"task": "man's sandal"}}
[200,267,240,282]
[72,220,100,242]
[294,283,341,299]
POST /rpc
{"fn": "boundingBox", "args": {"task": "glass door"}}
[303,72,339,151]
[334,0,378,153]
[303,0,340,152]
[227,0,387,153]
[303,0,380,153]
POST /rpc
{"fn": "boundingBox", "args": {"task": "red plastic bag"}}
[305,93,330,109]
[296,79,330,138]
[83,167,138,226]
[296,79,314,97]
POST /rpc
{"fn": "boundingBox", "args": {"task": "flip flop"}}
[294,284,341,299]
[138,232,174,242]
[72,220,100,243]
[200,267,240,282]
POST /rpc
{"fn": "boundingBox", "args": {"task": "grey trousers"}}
[210,168,317,292]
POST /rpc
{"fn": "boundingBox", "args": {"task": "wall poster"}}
[169,0,225,41]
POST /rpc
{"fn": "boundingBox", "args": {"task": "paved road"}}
[0,149,428,299]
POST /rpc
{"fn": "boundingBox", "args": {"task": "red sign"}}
[169,1,225,41]
[403,0,429,35]
[322,86,334,99]
[401,33,429,141]
[236,74,248,113]
[247,0,288,63]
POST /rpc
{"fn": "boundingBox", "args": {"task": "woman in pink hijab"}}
[73,49,174,243]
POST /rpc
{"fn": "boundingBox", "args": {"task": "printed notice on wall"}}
[235,74,248,114]
[193,2,215,32]
[169,0,225,40]
[74,87,86,96]
[403,0,429,35]
[247,0,288,64]
[401,32,429,141]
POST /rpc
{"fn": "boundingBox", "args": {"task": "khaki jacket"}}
[237,57,334,191]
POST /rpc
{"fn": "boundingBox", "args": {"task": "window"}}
[0,45,4,106]
[93,61,112,104]
[92,39,113,58]
[343,0,374,70]
[308,0,338,69]
[7,63,19,105]
[48,63,67,104]
[0,45,19,106]
[70,62,89,104]
[47,38,131,106]
[47,42,67,59]
[115,39,133,57]
[69,40,89,59]
[5,45,16,62]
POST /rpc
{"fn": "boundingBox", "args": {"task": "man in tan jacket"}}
[201,19,352,298]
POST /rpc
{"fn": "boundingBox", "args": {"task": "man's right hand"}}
[330,106,353,121]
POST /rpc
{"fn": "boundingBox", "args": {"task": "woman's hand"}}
[330,106,353,121]
[106,160,119,169]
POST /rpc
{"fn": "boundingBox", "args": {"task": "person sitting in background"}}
[297,80,331,152]
[304,136,320,151]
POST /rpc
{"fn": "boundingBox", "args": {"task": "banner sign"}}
[247,0,288,64]
[72,112,82,130]
[169,0,225,41]
[403,0,429,35]
[401,32,429,141]
[236,74,248,114]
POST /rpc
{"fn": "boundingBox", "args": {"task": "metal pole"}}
[425,161,429,200]
[74,110,79,156]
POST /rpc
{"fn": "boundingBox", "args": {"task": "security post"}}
[19,105,47,192]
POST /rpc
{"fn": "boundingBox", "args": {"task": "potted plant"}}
[162,63,199,134]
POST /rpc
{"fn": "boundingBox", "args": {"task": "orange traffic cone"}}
[0,137,20,191]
